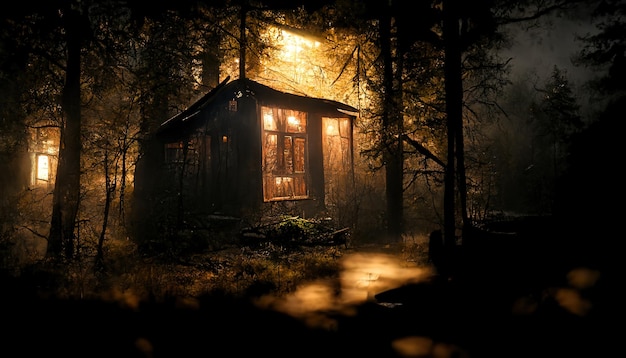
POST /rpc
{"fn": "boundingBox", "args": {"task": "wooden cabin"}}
[156,77,358,219]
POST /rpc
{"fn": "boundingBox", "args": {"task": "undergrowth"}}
[3,217,428,306]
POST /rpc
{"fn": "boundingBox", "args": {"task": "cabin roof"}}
[158,77,358,137]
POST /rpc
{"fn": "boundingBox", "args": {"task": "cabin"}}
[156,77,358,219]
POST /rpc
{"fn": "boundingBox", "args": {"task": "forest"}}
[0,0,621,357]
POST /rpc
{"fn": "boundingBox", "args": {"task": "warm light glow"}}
[253,251,431,328]
[356,272,380,289]
[340,253,430,303]
[326,123,338,136]
[191,58,203,90]
[220,23,363,102]
[263,112,275,130]
[37,154,49,181]
[275,176,293,185]
[222,135,228,143]
[287,116,299,126]
[392,337,435,358]
[278,29,319,62]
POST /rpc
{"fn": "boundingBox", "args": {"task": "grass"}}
[4,229,399,305]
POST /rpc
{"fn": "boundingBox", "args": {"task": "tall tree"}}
[557,0,624,266]
[379,1,405,242]
[1,1,97,261]
[47,6,84,260]
[0,14,32,248]
[575,0,626,101]
[326,0,440,242]
[442,0,465,249]
[437,0,580,247]
[528,66,583,212]
[3,0,164,261]
[45,0,138,260]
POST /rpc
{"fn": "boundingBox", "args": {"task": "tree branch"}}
[402,134,446,168]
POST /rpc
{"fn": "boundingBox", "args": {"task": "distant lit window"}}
[261,106,308,201]
[37,154,49,181]
[229,100,237,112]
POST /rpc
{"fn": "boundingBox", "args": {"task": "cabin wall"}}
[204,97,261,216]
[158,96,356,221]
[235,96,263,214]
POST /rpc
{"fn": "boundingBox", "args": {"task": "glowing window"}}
[322,117,353,207]
[37,154,49,181]
[261,106,308,201]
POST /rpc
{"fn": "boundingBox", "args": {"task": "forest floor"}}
[1,218,619,358]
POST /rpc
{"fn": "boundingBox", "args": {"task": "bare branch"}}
[402,134,446,168]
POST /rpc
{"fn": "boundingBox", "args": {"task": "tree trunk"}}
[96,149,113,268]
[456,18,470,230]
[131,88,170,244]
[380,5,404,243]
[119,132,128,225]
[443,0,463,254]
[131,122,165,243]
[47,9,82,261]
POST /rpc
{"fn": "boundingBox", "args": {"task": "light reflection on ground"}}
[254,251,433,329]
[340,252,432,303]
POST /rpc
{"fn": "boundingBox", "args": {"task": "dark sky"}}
[501,6,600,87]
[502,13,598,84]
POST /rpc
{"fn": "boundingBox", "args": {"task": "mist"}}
[501,4,599,86]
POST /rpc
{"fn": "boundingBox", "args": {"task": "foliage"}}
[2,231,357,302]
[2,215,438,305]
[241,216,350,248]
[575,0,626,100]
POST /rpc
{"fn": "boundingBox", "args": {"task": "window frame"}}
[261,106,309,201]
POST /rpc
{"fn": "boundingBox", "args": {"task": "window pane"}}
[264,134,278,172]
[340,118,351,138]
[325,118,339,136]
[285,110,306,133]
[263,107,277,130]
[37,155,49,181]
[294,138,305,172]
[322,117,352,207]
[294,175,306,196]
[275,176,294,197]
[283,136,293,173]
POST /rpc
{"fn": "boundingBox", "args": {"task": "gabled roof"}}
[157,77,358,137]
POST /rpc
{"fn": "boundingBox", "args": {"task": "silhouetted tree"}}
[528,66,583,212]
[46,5,84,261]
[575,0,625,109]
[45,1,141,261]
[556,0,624,266]
[0,33,31,201]
[325,0,441,243]
[439,0,582,247]
[0,17,31,266]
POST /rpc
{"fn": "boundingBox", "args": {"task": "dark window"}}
[165,142,184,164]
